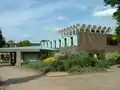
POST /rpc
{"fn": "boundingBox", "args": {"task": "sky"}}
[0,0,117,42]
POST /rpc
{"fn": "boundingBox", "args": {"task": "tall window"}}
[50,42,52,48]
[80,29,84,32]
[70,31,72,36]
[86,29,89,32]
[46,42,48,47]
[73,30,76,35]
[71,37,73,46]
[59,39,61,48]
[76,30,79,35]
[64,38,67,47]
[54,40,56,48]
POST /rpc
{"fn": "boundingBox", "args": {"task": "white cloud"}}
[93,8,117,17]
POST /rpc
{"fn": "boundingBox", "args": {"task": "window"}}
[64,38,67,47]
[80,29,84,32]
[91,30,95,32]
[107,37,118,46]
[71,37,73,46]
[70,31,72,36]
[46,42,48,47]
[86,29,89,32]
[54,40,56,48]
[76,30,79,35]
[59,39,61,48]
[50,42,52,48]
[101,30,104,33]
[73,30,76,35]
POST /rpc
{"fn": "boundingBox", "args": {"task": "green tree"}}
[0,29,6,47]
[104,0,120,46]
[18,40,31,47]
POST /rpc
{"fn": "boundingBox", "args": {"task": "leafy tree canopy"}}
[0,29,6,47]
[18,40,31,47]
[104,0,120,45]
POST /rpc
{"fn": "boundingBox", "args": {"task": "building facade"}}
[41,24,112,49]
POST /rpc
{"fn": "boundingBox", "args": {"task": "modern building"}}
[41,24,113,49]
[0,23,118,66]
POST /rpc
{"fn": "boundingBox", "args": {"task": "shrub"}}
[69,66,81,72]
[108,56,120,65]
[49,53,98,72]
[68,53,97,67]
[106,52,120,60]
[27,61,51,70]
[116,56,120,64]
[48,60,65,71]
[43,57,57,62]
[95,60,110,68]
[23,60,30,65]
[108,59,117,65]
[25,53,111,73]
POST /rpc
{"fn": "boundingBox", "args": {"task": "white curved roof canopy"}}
[58,24,112,37]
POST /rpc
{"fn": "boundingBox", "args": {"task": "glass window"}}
[59,39,61,47]
[73,30,76,35]
[76,30,79,35]
[91,30,95,32]
[64,38,67,47]
[71,37,73,46]
[80,29,84,32]
[86,29,89,32]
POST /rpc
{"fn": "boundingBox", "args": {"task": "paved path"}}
[0,65,120,90]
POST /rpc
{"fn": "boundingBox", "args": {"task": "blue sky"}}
[0,0,117,42]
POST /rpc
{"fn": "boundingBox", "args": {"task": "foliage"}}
[25,53,112,73]
[104,0,120,45]
[95,60,110,68]
[17,40,31,47]
[106,52,120,60]
[43,57,57,62]
[27,61,50,69]
[106,52,120,65]
[0,29,6,47]
[40,50,59,60]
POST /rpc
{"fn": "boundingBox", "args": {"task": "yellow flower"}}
[43,57,57,62]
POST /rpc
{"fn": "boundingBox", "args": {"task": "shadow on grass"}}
[4,72,45,86]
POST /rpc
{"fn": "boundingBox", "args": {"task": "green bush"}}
[108,59,117,65]
[27,61,51,70]
[106,52,120,60]
[68,53,97,67]
[49,53,98,72]
[108,56,120,65]
[25,53,111,73]
[95,60,110,68]
[116,56,120,64]
[23,60,30,65]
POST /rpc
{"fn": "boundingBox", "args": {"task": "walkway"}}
[0,64,120,90]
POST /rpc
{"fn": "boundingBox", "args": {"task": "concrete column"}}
[16,51,21,66]
[10,52,13,65]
